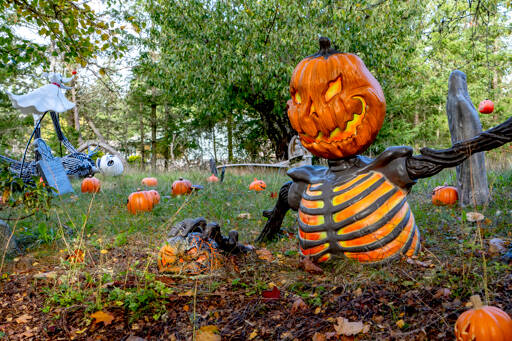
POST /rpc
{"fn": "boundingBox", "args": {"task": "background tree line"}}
[0,0,511,171]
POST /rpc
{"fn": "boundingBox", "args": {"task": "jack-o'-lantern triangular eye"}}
[325,77,342,102]
[294,92,302,104]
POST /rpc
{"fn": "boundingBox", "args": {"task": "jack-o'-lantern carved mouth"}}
[300,96,366,144]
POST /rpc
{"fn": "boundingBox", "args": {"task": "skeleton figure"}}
[257,37,512,264]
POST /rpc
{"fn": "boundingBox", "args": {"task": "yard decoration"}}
[447,71,490,206]
[249,178,266,191]
[141,177,158,187]
[97,154,124,176]
[146,189,160,205]
[432,186,458,206]
[127,191,153,214]
[288,37,386,160]
[454,295,512,341]
[257,37,512,264]
[158,217,253,274]
[207,174,219,183]
[1,72,98,188]
[478,99,494,114]
[81,177,101,193]
[172,178,192,195]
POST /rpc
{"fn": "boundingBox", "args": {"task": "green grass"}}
[2,167,512,339]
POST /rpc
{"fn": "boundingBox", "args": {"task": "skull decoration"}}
[97,154,124,176]
[288,37,386,159]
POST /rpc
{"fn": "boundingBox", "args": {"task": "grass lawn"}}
[1,166,511,340]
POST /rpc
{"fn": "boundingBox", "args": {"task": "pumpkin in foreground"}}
[249,178,266,191]
[432,186,458,206]
[81,177,101,193]
[127,191,154,214]
[454,295,512,341]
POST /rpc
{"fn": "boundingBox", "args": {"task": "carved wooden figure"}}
[446,71,489,207]
[257,37,512,264]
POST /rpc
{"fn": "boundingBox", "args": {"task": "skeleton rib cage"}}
[298,171,420,263]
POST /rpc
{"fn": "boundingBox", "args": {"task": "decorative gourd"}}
[478,99,494,114]
[158,233,221,274]
[127,191,153,214]
[146,189,160,205]
[455,295,512,341]
[432,186,458,205]
[287,37,386,159]
[249,178,266,191]
[141,177,158,187]
[97,154,124,176]
[207,174,219,183]
[81,177,101,193]
[172,178,192,195]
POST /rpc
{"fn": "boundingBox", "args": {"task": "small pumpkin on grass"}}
[127,191,154,214]
[207,174,219,183]
[455,295,512,341]
[81,177,101,193]
[432,185,458,205]
[249,178,266,191]
[146,189,160,205]
[172,178,192,195]
[141,177,158,187]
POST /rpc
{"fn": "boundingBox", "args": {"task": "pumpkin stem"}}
[317,37,339,58]
[470,295,483,309]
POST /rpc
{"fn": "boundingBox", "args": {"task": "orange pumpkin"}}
[249,178,266,191]
[141,177,158,187]
[127,191,154,214]
[287,37,386,159]
[207,174,219,183]
[455,295,512,341]
[432,186,458,205]
[146,189,160,205]
[81,177,101,193]
[172,178,192,196]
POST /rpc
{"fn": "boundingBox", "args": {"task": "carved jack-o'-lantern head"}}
[288,37,386,159]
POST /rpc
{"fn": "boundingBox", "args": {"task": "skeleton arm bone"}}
[406,116,512,180]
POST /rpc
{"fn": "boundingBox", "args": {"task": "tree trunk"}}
[227,113,233,162]
[212,125,217,161]
[164,103,170,170]
[139,103,145,170]
[151,105,157,172]
[446,70,489,207]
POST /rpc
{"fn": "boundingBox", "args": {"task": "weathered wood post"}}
[446,70,490,207]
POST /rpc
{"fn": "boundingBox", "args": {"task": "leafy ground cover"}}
[0,167,511,340]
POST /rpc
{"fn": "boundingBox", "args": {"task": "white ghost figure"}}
[6,72,76,127]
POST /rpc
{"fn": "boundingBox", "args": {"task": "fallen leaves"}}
[195,325,221,341]
[67,249,85,263]
[256,248,273,262]
[299,257,324,274]
[91,310,114,326]
[15,314,32,324]
[237,212,252,219]
[262,286,280,299]
[333,317,369,336]
[290,297,307,314]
